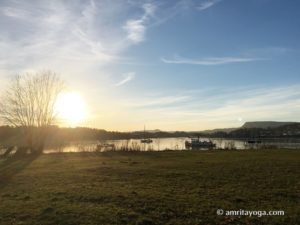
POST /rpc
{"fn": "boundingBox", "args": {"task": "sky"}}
[0,0,300,131]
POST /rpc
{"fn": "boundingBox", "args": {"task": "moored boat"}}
[185,137,216,149]
[141,138,153,144]
[246,140,262,144]
[96,143,115,151]
[140,125,153,144]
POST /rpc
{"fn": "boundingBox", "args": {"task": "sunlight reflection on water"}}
[43,137,300,153]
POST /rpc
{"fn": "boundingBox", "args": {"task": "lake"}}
[44,137,300,153]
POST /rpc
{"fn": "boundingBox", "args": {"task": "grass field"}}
[0,149,299,225]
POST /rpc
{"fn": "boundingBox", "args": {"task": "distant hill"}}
[242,121,297,129]
[198,121,300,138]
[200,127,238,134]
[133,129,162,133]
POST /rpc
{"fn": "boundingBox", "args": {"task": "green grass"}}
[0,149,299,225]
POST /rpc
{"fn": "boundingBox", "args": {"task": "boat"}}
[246,140,262,144]
[140,125,153,144]
[96,143,115,151]
[140,139,153,144]
[185,137,216,149]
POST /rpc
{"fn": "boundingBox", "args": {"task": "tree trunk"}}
[15,146,29,157]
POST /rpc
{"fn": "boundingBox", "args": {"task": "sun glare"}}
[55,92,86,126]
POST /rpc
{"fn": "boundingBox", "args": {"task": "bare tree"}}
[0,71,64,154]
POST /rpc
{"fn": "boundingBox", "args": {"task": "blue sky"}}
[1,0,300,131]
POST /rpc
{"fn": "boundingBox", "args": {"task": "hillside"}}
[242,121,297,129]
[199,127,238,134]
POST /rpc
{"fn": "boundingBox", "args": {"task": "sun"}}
[55,92,86,126]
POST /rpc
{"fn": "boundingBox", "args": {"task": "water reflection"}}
[44,137,300,153]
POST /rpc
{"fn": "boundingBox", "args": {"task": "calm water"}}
[44,137,300,153]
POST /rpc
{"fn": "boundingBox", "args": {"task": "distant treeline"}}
[0,126,190,146]
[1,123,300,146]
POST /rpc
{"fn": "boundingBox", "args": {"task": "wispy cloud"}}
[125,95,191,108]
[115,72,135,87]
[148,0,221,27]
[123,20,146,43]
[245,47,292,57]
[197,0,222,11]
[161,55,265,65]
[121,85,300,130]
[0,0,226,77]
[123,3,156,44]
[0,0,158,78]
[1,6,30,19]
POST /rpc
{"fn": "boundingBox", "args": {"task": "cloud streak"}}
[124,95,191,108]
[123,3,156,43]
[197,0,222,11]
[161,55,265,65]
[115,72,135,86]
